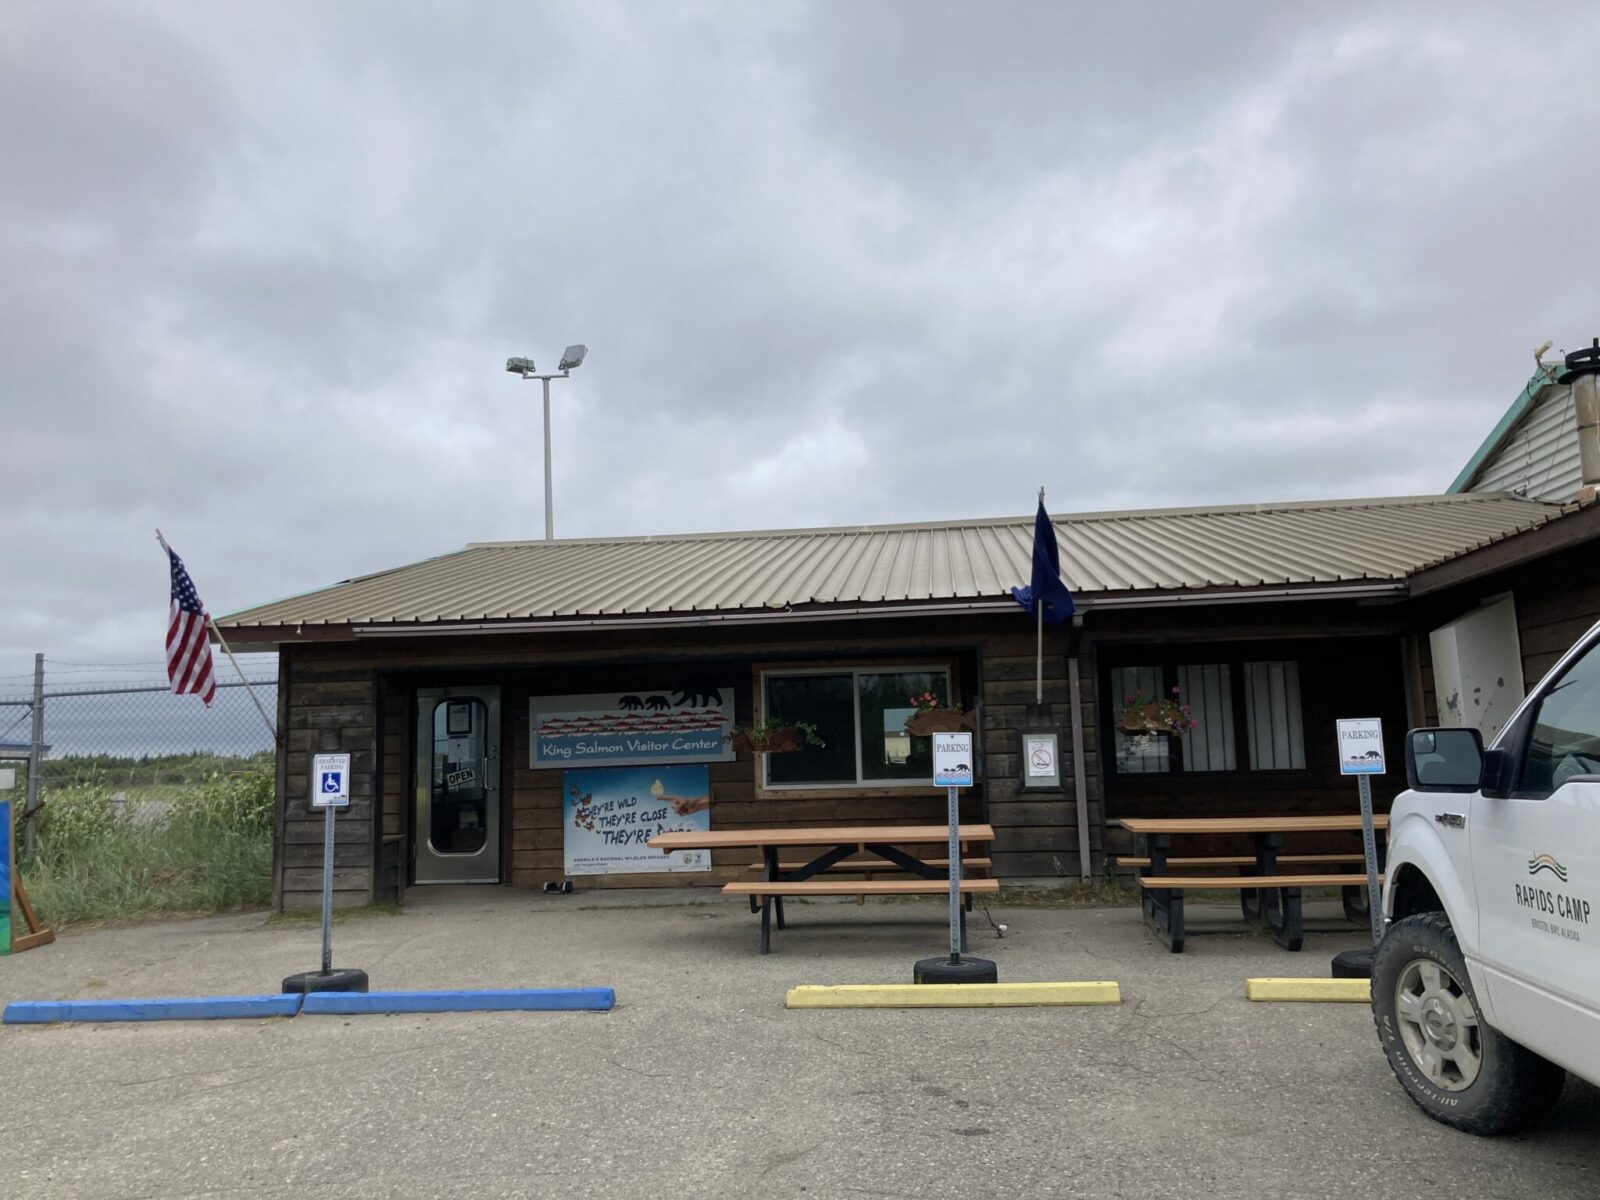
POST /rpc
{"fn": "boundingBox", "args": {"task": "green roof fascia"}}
[1448,364,1561,493]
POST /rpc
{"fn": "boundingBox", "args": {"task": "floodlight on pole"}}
[505,344,589,541]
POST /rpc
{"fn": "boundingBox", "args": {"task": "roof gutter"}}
[343,581,1407,638]
[1447,363,1560,493]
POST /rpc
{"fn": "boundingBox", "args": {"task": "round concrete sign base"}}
[914,956,998,985]
[282,968,370,994]
[1330,948,1374,979]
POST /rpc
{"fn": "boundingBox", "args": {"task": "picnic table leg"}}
[959,903,969,953]
[1162,889,1185,953]
[759,892,772,954]
[1139,834,1183,951]
[1139,834,1168,925]
[1243,833,1282,925]
[1267,886,1305,951]
[763,846,786,932]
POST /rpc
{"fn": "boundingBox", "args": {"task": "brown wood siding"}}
[278,662,378,910]
[271,596,1441,905]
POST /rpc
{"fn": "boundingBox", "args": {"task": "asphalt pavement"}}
[1,890,1594,1199]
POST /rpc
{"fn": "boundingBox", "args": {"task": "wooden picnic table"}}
[1115,814,1389,953]
[648,824,998,954]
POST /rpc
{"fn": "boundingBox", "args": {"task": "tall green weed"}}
[20,759,274,928]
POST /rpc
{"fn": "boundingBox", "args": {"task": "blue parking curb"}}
[300,987,615,1015]
[3,994,303,1024]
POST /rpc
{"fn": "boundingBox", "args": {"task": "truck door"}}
[1470,635,1600,1086]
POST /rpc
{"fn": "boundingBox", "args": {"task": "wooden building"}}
[217,487,1600,911]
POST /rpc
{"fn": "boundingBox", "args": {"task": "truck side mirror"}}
[1405,727,1485,791]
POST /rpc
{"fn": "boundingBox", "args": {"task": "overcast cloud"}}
[4,1,1600,687]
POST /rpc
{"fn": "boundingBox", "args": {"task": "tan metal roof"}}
[218,492,1569,629]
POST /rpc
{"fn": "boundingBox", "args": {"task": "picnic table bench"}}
[647,824,997,954]
[1116,815,1389,953]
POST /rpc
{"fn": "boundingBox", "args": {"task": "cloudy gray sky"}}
[4,1,1599,689]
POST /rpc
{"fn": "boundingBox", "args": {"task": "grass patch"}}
[264,902,405,925]
[15,762,273,930]
[996,881,1138,908]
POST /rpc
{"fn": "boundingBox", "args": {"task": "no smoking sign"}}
[1022,731,1061,789]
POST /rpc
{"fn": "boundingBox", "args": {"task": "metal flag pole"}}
[1035,486,1044,706]
[156,530,278,743]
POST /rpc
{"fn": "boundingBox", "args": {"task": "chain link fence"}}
[1,656,278,861]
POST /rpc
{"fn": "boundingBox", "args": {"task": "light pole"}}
[506,344,589,540]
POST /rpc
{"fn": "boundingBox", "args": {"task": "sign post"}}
[1,799,10,956]
[282,753,369,995]
[1336,718,1386,945]
[914,733,997,984]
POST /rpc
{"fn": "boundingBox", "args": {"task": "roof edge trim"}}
[342,582,1408,638]
[1448,363,1562,493]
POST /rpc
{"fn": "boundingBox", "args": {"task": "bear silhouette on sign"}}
[672,684,723,708]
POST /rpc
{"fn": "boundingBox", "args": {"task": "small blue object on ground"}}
[300,987,616,1015]
[3,995,303,1024]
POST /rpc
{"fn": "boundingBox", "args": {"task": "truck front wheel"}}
[1372,912,1565,1134]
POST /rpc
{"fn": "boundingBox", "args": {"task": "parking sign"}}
[1336,719,1385,776]
[933,733,974,788]
[311,752,352,808]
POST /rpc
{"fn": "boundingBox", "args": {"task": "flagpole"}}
[157,529,280,744]
[1036,486,1045,706]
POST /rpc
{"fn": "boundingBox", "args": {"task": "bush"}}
[20,759,274,928]
[171,761,275,836]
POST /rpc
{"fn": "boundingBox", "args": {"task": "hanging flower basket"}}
[903,690,976,736]
[1115,688,1196,737]
[726,721,824,755]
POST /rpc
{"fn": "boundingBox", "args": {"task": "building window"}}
[762,666,953,788]
[1108,658,1304,776]
[1178,663,1238,772]
[1111,665,1171,775]
[1245,661,1306,770]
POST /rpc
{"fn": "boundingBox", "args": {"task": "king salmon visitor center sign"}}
[211,480,1600,910]
[531,690,735,768]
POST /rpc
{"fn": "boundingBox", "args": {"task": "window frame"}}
[754,660,959,797]
[1509,634,1600,800]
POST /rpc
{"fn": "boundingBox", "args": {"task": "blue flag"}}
[1011,500,1075,624]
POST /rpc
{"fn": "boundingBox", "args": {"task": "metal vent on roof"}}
[1558,337,1600,384]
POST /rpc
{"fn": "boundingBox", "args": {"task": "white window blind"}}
[1245,661,1306,770]
[1176,663,1236,772]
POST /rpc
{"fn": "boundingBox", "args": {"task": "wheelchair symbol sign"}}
[311,753,351,808]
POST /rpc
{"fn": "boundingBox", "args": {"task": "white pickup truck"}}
[1374,620,1600,1134]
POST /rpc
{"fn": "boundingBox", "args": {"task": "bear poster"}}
[563,766,712,876]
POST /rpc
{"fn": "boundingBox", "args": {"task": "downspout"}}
[1067,613,1092,883]
[1564,339,1600,498]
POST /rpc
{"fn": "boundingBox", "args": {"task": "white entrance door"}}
[414,686,502,884]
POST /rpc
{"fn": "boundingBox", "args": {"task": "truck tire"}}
[1371,912,1565,1135]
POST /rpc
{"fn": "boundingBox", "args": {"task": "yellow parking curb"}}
[786,982,1121,1009]
[1246,978,1371,1003]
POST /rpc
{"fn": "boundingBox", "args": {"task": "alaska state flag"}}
[1011,500,1075,624]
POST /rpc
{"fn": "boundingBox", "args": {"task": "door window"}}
[430,698,489,853]
[1518,639,1600,797]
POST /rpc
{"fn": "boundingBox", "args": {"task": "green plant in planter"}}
[725,718,825,754]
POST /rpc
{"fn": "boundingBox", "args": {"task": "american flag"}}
[165,543,217,706]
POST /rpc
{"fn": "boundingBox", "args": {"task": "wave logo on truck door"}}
[1528,853,1569,883]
